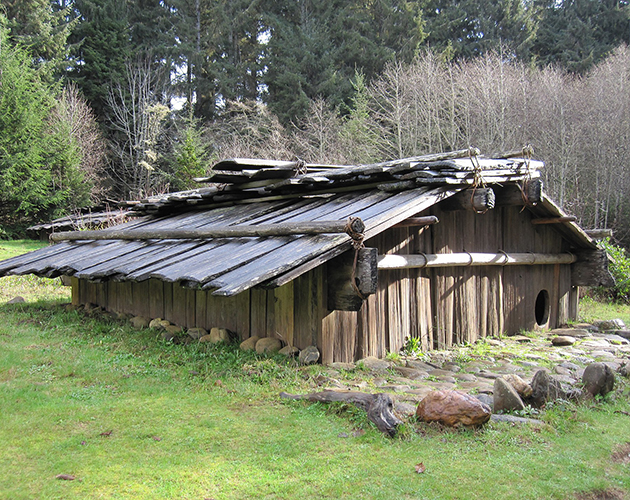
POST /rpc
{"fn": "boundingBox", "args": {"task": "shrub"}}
[594,239,630,303]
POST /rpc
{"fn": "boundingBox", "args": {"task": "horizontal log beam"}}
[327,247,378,311]
[442,188,495,212]
[494,178,543,207]
[572,249,614,287]
[531,216,577,225]
[50,218,365,241]
[377,252,577,270]
[584,228,613,240]
[393,216,439,228]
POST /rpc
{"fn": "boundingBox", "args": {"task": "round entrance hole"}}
[535,289,550,326]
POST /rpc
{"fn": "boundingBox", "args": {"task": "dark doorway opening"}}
[535,289,550,326]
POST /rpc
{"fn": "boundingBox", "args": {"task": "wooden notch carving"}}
[327,247,378,311]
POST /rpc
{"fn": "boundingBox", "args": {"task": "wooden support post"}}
[50,218,365,241]
[327,248,378,311]
[442,188,495,212]
[494,178,543,207]
[571,249,614,287]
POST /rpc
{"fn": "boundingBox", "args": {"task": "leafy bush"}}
[595,239,630,303]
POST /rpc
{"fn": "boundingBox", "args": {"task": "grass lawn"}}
[1,241,630,499]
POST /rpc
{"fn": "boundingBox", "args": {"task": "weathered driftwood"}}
[50,219,365,242]
[327,248,378,311]
[279,390,402,437]
[442,187,495,212]
[531,216,577,225]
[377,252,577,270]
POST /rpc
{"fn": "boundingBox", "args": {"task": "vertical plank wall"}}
[72,203,580,363]
[72,267,326,351]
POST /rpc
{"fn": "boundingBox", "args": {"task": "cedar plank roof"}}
[0,151,597,296]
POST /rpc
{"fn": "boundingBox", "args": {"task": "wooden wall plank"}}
[148,279,164,319]
[163,282,173,322]
[274,281,294,346]
[195,289,208,330]
[71,277,80,306]
[171,283,188,326]
[294,268,323,349]
[249,288,267,339]
[185,288,196,328]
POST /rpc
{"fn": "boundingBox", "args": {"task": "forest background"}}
[1,0,630,250]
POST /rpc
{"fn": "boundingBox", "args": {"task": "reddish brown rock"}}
[415,390,492,427]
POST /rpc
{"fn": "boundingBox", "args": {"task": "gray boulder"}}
[493,377,525,413]
[299,345,320,365]
[582,362,615,398]
[594,319,626,331]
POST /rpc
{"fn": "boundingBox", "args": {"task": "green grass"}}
[579,295,630,326]
[0,240,71,303]
[1,241,630,499]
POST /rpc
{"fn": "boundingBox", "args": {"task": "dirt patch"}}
[611,442,630,465]
[575,488,627,500]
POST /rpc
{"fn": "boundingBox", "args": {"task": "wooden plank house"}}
[0,149,613,364]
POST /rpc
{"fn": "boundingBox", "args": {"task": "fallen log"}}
[279,390,402,437]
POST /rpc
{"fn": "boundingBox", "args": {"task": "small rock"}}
[455,373,478,382]
[485,339,504,346]
[502,374,533,398]
[393,366,428,379]
[615,330,630,340]
[510,335,532,343]
[329,362,355,370]
[130,316,149,329]
[373,377,387,387]
[551,336,576,346]
[582,362,615,398]
[255,337,283,354]
[490,414,543,425]
[559,361,580,371]
[416,390,491,427]
[210,327,230,344]
[426,368,456,377]
[199,335,213,343]
[594,319,626,331]
[493,377,525,413]
[475,393,494,410]
[406,359,438,371]
[279,345,299,357]
[550,327,590,337]
[187,327,207,340]
[7,296,25,304]
[357,356,391,371]
[240,336,260,351]
[299,345,320,365]
[528,369,572,408]
[590,350,616,359]
[164,325,182,335]
[618,360,630,377]
[161,331,176,341]
[442,362,461,373]
[149,318,165,329]
[394,402,418,418]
